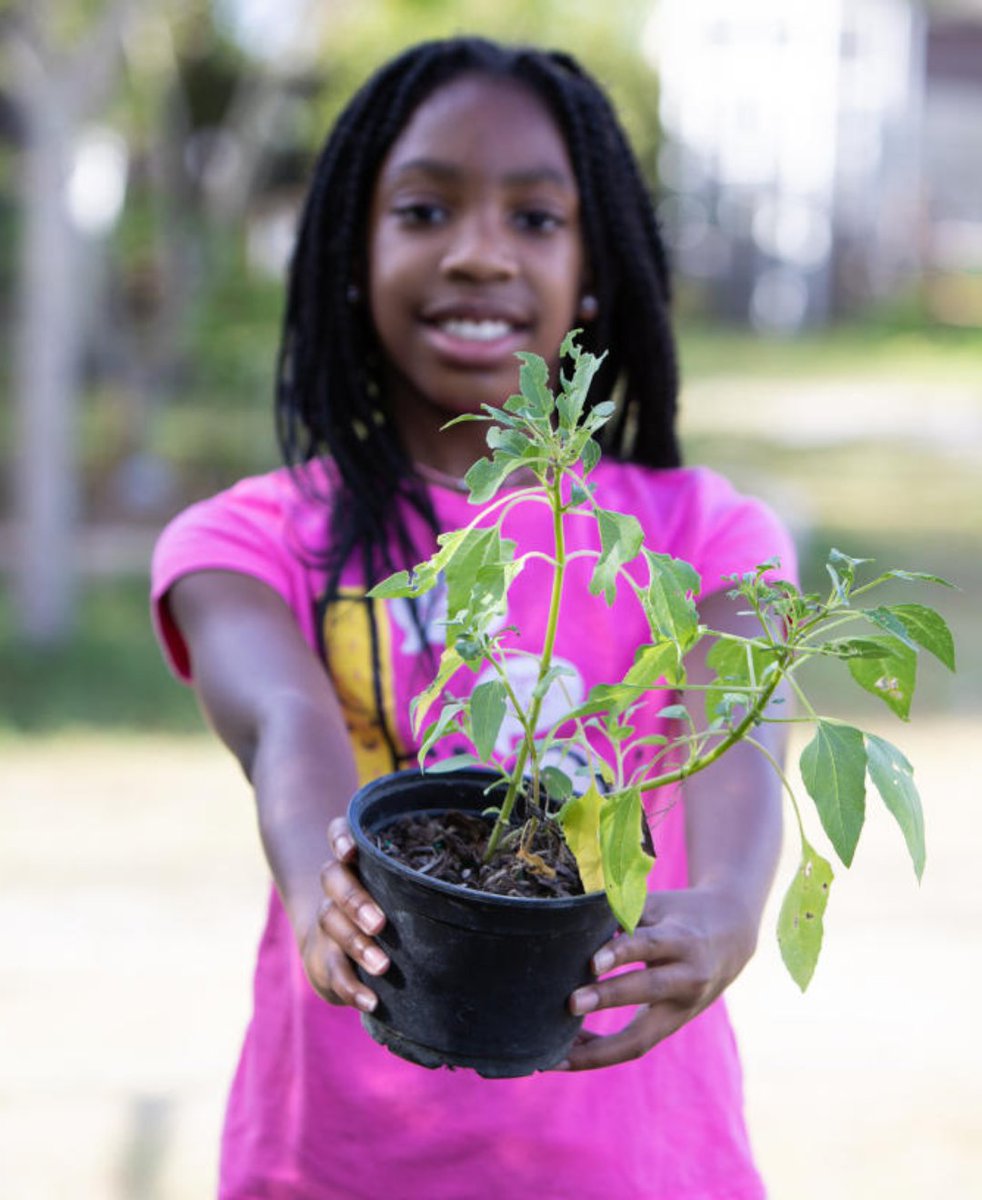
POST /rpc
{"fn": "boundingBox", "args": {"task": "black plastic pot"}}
[347,768,617,1078]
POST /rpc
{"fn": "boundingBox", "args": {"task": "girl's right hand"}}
[301,817,390,1013]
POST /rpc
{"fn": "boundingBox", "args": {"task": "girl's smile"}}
[366,73,587,474]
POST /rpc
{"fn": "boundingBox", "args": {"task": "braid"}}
[275,36,682,615]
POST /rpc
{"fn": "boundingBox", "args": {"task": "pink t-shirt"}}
[151,459,796,1200]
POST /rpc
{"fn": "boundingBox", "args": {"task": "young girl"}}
[152,37,795,1200]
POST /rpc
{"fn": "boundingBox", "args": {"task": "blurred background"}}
[1,1,980,1197]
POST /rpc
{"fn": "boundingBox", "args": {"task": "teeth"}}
[439,318,512,342]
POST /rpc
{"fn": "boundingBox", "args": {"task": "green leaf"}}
[563,683,638,722]
[799,721,867,866]
[589,508,644,604]
[515,351,555,422]
[469,680,507,762]
[440,412,489,429]
[557,781,604,893]
[884,569,955,588]
[641,551,702,652]
[624,641,683,691]
[532,663,578,702]
[826,547,873,603]
[777,839,834,991]
[863,607,921,654]
[425,753,483,773]
[656,702,689,721]
[889,603,956,672]
[486,426,535,457]
[822,637,894,660]
[568,480,592,506]
[410,646,464,735]
[704,638,780,724]
[556,342,604,430]
[599,787,654,932]
[464,455,516,504]
[581,437,601,474]
[366,570,413,599]
[865,734,926,881]
[541,766,574,803]
[443,527,515,638]
[846,635,917,720]
[417,700,466,769]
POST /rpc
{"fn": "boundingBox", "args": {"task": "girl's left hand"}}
[558,885,758,1071]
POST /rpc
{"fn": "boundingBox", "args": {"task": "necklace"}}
[414,461,470,493]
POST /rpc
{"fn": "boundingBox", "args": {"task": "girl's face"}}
[366,73,587,468]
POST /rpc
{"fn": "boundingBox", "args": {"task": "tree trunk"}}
[13,81,81,644]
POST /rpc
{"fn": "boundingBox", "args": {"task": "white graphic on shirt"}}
[474,655,585,758]
[389,577,508,654]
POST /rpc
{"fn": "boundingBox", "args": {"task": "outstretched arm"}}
[561,588,786,1071]
[168,569,389,1013]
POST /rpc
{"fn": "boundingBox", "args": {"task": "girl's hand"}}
[558,885,757,1071]
[300,817,390,1014]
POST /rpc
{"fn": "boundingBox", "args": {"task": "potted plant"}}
[347,332,955,1078]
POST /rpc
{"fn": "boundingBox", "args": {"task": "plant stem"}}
[485,472,567,859]
[637,652,789,793]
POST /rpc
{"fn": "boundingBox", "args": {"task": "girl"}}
[152,37,795,1200]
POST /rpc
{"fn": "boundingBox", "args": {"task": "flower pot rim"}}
[348,766,609,913]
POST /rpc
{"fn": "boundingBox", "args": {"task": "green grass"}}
[677,315,982,384]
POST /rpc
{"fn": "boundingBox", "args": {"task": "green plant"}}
[369,333,956,989]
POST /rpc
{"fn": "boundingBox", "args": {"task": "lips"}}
[420,301,531,366]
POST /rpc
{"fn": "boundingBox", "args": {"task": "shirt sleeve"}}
[683,467,799,598]
[149,473,314,682]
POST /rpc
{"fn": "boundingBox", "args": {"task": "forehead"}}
[377,73,576,185]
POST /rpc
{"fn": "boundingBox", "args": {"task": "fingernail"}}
[355,991,377,1013]
[358,902,384,933]
[570,988,598,1016]
[593,948,614,974]
[364,947,389,974]
[335,834,355,858]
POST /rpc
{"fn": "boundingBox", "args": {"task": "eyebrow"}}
[385,157,575,189]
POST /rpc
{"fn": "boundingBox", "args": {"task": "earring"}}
[346,283,362,304]
[578,293,599,321]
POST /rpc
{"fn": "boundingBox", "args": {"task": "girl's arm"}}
[168,569,389,1013]
[561,589,786,1071]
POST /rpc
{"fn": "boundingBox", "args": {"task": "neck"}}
[413,460,469,493]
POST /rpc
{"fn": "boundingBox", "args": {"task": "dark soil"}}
[372,810,585,900]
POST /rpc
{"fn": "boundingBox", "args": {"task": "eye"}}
[392,202,449,227]
[514,209,565,234]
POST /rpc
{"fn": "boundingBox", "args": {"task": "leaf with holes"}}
[865,733,926,881]
[777,839,834,991]
[846,635,917,720]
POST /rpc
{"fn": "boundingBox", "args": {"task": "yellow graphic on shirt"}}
[320,588,408,787]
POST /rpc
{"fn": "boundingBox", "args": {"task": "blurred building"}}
[922,14,982,324]
[649,0,982,330]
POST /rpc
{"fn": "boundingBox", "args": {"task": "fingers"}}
[317,890,389,977]
[327,816,357,863]
[319,858,386,939]
[559,1007,687,1071]
[306,938,380,1014]
[303,821,390,1014]
[569,961,695,1017]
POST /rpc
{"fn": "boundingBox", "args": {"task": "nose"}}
[440,211,517,282]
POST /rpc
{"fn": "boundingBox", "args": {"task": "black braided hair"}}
[276,36,681,607]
